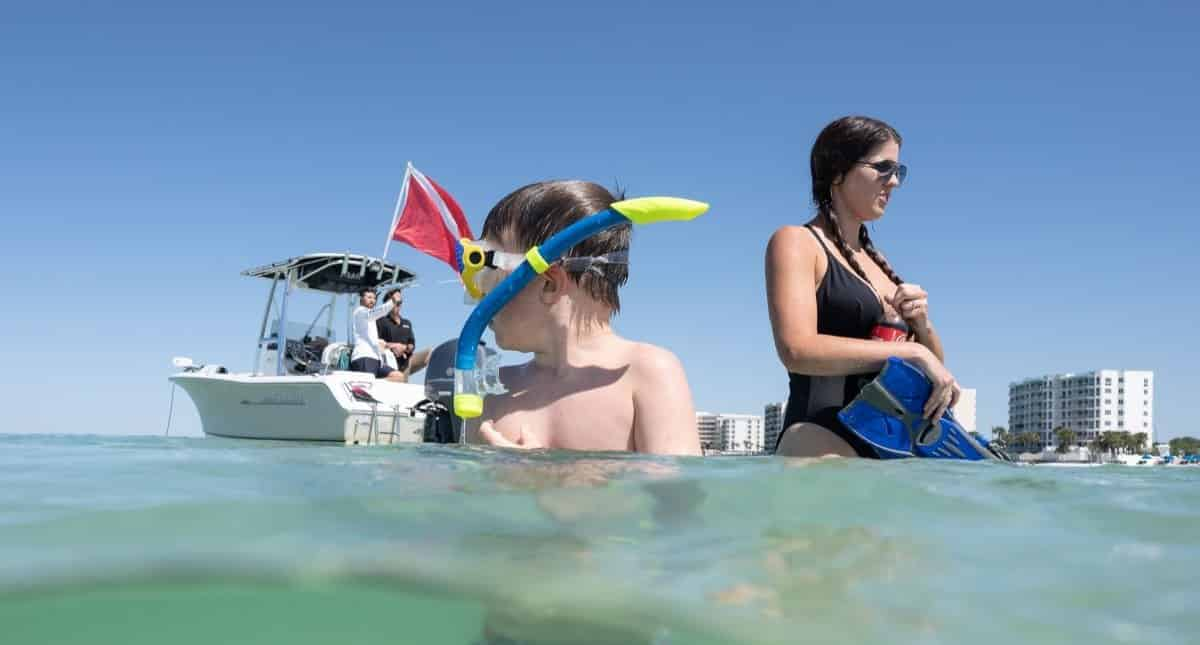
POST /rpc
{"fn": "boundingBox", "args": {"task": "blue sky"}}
[2,1,1197,440]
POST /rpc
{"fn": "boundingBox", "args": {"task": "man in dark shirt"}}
[376,289,427,377]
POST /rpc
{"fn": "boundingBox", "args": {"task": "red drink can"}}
[871,317,909,342]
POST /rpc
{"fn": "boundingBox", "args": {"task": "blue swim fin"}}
[838,357,1011,461]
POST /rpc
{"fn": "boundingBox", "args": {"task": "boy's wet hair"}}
[482,180,631,313]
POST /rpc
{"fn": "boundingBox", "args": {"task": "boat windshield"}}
[269,320,335,342]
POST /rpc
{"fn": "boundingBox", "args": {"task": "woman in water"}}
[766,115,960,458]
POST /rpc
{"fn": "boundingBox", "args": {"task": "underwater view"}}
[2,433,1198,644]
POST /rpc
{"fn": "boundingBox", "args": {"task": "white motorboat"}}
[169,253,432,444]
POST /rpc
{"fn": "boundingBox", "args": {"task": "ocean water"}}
[2,434,1198,644]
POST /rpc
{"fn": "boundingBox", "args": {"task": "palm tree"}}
[1100,431,1121,457]
[991,426,1009,450]
[1054,426,1076,454]
[1113,431,1133,455]
[1132,432,1148,455]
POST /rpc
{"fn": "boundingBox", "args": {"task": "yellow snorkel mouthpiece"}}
[458,238,489,301]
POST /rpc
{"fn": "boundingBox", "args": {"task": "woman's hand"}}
[479,420,544,450]
[890,283,931,332]
[905,345,960,421]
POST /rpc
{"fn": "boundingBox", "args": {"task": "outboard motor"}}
[422,338,497,443]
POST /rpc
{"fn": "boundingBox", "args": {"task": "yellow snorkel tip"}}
[454,394,484,419]
[610,197,709,225]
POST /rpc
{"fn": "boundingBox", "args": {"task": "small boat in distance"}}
[169,253,429,444]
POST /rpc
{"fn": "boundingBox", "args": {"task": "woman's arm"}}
[766,226,931,376]
[912,323,945,363]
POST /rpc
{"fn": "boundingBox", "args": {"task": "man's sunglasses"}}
[857,160,907,185]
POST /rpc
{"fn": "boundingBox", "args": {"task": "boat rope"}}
[165,382,178,436]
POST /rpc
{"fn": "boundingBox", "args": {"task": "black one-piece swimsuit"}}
[777,226,890,457]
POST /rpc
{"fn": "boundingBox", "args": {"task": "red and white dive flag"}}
[385,163,473,271]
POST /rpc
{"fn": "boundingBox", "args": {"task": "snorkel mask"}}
[452,196,709,425]
[457,240,525,302]
[458,240,630,304]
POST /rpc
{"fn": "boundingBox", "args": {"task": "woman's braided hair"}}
[810,116,905,289]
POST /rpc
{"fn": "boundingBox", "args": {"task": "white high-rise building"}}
[953,389,977,434]
[696,411,765,453]
[1009,370,1154,450]
[764,402,785,454]
[719,414,764,454]
[696,412,721,453]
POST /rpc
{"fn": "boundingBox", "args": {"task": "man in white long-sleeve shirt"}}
[349,289,407,381]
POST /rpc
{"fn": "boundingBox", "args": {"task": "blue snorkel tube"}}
[452,196,709,423]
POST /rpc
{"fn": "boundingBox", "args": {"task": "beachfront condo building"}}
[763,402,785,454]
[719,414,765,454]
[696,412,721,453]
[696,412,765,454]
[1008,370,1154,450]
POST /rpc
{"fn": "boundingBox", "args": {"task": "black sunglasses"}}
[857,160,907,185]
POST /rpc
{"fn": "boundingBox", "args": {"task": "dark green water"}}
[2,434,1198,644]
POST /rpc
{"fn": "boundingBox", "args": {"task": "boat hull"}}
[169,371,428,444]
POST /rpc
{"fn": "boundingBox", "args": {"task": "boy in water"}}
[468,180,700,456]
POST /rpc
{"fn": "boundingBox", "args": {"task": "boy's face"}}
[485,230,552,352]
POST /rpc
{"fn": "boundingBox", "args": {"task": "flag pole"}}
[382,162,414,259]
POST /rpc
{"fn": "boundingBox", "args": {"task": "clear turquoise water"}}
[2,433,1198,644]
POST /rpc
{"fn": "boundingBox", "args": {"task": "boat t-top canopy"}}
[242,253,418,294]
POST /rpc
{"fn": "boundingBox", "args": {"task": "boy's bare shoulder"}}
[625,341,685,377]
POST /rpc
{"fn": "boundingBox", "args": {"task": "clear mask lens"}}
[459,244,630,304]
